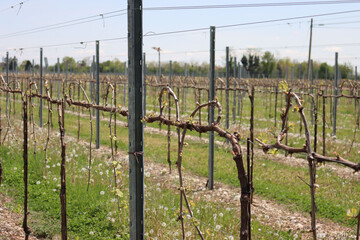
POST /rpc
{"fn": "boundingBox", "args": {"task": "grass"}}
[0,136,295,239]
[0,82,359,238]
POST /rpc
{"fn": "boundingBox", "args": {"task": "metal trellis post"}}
[184,63,187,112]
[96,41,100,149]
[124,61,127,106]
[233,57,236,124]
[291,66,294,88]
[208,26,215,190]
[143,53,147,121]
[355,66,358,81]
[5,52,9,117]
[310,60,314,125]
[39,48,43,127]
[128,0,144,238]
[225,46,229,130]
[57,58,60,99]
[333,52,338,136]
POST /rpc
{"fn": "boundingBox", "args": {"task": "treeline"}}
[1,51,355,80]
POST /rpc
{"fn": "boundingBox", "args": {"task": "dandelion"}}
[13,167,17,170]
[36,181,41,185]
[89,231,94,235]
[164,207,168,211]
[111,198,116,203]
[99,171,103,176]
[161,222,166,227]
[215,225,221,231]
[185,231,192,237]
[156,188,161,192]
[100,191,105,195]
[173,231,179,237]
[52,189,57,192]
[110,218,115,223]
[228,236,234,240]
[149,229,154,234]
[46,165,50,169]
[145,171,151,177]
[219,212,223,218]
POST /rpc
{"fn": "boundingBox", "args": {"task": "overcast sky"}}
[1,0,360,67]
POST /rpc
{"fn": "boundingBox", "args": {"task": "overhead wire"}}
[0,0,30,14]
[142,9,360,38]
[3,8,360,53]
[143,0,360,11]
[0,9,127,39]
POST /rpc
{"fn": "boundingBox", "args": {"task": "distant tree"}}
[241,54,260,77]
[338,63,353,79]
[260,51,276,78]
[61,56,76,71]
[241,55,248,73]
[277,57,292,78]
[318,62,332,79]
[20,60,32,72]
[8,57,18,71]
[293,61,308,80]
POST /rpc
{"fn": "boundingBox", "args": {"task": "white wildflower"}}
[215,225,221,231]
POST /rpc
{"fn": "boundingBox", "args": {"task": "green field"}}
[0,77,359,239]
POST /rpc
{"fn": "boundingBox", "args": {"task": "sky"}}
[1,0,360,68]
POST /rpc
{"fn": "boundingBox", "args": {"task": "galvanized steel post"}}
[333,52,338,136]
[5,52,8,85]
[233,57,236,124]
[5,52,9,116]
[128,0,144,238]
[57,58,60,99]
[208,26,215,190]
[143,53,147,120]
[39,48,43,127]
[310,60,314,125]
[237,63,241,116]
[184,63,188,112]
[355,66,358,81]
[96,41,100,149]
[225,46,229,130]
[124,61,127,106]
